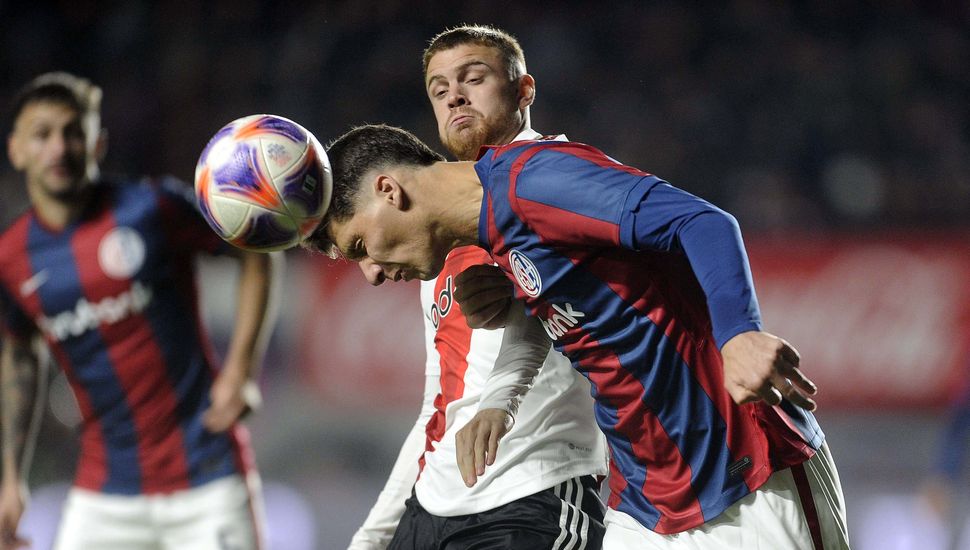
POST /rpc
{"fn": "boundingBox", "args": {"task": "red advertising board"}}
[296,232,970,410]
[747,232,970,409]
[295,256,426,408]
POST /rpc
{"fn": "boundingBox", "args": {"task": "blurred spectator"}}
[0,0,967,232]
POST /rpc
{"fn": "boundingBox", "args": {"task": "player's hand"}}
[0,481,29,550]
[720,331,817,411]
[455,408,513,487]
[203,369,262,433]
[454,265,514,330]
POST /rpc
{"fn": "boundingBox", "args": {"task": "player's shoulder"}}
[0,209,32,260]
[0,206,33,241]
[485,139,612,168]
[111,174,195,206]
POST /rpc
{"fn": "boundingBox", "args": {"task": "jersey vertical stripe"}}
[29,215,144,493]
[94,187,193,493]
[476,141,820,533]
[145,186,239,487]
[419,247,481,472]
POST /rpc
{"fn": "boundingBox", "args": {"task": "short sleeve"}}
[154,176,232,256]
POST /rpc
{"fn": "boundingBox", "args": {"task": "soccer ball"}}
[194,114,332,252]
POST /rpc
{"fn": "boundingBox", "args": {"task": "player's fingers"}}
[774,375,818,411]
[455,429,476,487]
[778,339,801,365]
[464,298,510,330]
[777,362,817,395]
[473,426,488,476]
[486,427,501,466]
[757,381,783,406]
[455,264,508,287]
[456,285,512,311]
[454,273,510,295]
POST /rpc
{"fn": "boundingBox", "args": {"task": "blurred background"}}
[1,1,969,548]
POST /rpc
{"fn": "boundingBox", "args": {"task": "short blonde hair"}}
[422,25,526,82]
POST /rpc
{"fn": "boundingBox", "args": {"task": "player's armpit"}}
[454,264,513,329]
[454,408,513,487]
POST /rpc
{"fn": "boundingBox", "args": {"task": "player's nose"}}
[446,84,467,109]
[47,130,68,158]
[358,258,386,286]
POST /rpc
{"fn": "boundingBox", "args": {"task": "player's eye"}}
[351,238,366,259]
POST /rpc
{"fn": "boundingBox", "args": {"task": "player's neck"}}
[28,182,95,230]
[426,161,483,246]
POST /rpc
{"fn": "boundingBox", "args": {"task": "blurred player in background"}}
[346,26,609,550]
[305,123,851,549]
[0,72,280,550]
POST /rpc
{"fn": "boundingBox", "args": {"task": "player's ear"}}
[374,174,409,211]
[94,128,108,163]
[7,133,24,170]
[517,74,536,110]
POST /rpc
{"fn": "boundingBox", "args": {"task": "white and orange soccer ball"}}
[194,114,332,251]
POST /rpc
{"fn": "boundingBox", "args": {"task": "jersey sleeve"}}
[154,176,232,256]
[621,182,762,347]
[507,143,762,348]
[477,302,550,415]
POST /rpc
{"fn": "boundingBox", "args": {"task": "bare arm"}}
[203,251,283,432]
[1,334,47,549]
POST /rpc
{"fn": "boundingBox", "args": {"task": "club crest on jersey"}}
[98,227,146,280]
[509,249,541,297]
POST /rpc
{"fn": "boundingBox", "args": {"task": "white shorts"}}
[53,474,264,550]
[603,443,850,549]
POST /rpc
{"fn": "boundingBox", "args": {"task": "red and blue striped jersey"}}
[474,140,824,534]
[0,178,255,496]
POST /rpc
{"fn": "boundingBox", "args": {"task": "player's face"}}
[426,44,526,161]
[7,101,93,200]
[327,201,446,286]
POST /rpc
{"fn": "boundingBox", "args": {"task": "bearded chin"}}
[444,106,522,161]
[444,126,490,161]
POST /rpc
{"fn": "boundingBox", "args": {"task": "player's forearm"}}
[477,303,550,415]
[0,338,42,487]
[677,209,762,348]
[223,251,283,380]
[628,182,762,348]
